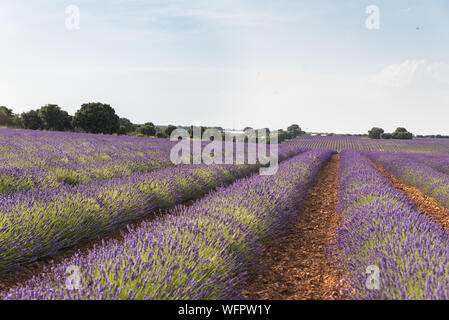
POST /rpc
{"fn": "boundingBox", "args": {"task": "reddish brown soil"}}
[242,155,343,300]
[373,162,449,230]
[0,200,196,295]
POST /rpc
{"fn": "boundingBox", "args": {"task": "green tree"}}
[162,125,177,137]
[394,127,408,133]
[368,127,384,139]
[21,110,44,130]
[38,104,72,131]
[137,122,156,136]
[278,129,289,143]
[0,106,14,127]
[188,126,207,138]
[287,124,300,132]
[287,124,305,139]
[72,103,120,134]
[118,118,136,135]
[11,114,22,128]
[392,128,413,140]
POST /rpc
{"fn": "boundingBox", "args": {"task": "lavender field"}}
[2,128,449,300]
[2,0,449,311]
[288,135,449,154]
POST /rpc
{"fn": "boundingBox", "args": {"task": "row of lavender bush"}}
[2,148,334,299]
[0,128,176,189]
[335,150,449,299]
[0,127,285,194]
[287,135,449,153]
[364,151,449,210]
[395,152,449,176]
[0,145,307,274]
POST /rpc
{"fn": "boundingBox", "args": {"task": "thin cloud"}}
[371,60,449,88]
[96,2,278,28]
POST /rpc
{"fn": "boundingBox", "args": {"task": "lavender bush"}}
[394,152,449,176]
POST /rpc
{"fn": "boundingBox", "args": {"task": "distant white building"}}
[224,130,246,136]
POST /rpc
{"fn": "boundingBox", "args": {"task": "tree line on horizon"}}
[0,103,182,138]
[368,127,414,140]
[0,104,306,143]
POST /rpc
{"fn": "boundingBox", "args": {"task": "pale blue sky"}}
[1,1,449,134]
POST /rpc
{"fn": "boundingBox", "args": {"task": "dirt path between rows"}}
[372,161,449,231]
[242,154,342,300]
